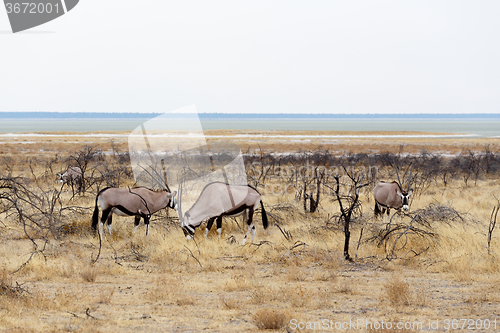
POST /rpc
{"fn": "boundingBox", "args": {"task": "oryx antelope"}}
[373,165,413,218]
[91,187,177,237]
[179,182,268,245]
[58,166,83,192]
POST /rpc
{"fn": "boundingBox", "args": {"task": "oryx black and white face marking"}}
[58,166,83,194]
[396,190,413,211]
[373,181,413,217]
[182,224,195,240]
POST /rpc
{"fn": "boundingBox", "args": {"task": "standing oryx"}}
[373,165,413,218]
[179,182,268,245]
[58,166,83,193]
[91,187,177,237]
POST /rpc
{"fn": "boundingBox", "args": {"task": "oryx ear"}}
[396,190,402,196]
[408,189,413,196]
[172,191,177,197]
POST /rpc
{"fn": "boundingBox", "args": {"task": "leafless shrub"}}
[1,171,89,273]
[63,145,104,195]
[366,203,478,261]
[99,161,132,188]
[488,198,499,254]
[367,212,435,261]
[326,166,370,261]
[412,203,478,225]
[0,267,29,298]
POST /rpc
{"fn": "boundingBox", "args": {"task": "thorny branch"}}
[184,245,202,268]
[275,223,293,241]
[488,195,499,254]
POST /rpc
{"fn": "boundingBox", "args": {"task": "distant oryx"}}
[91,187,177,237]
[58,166,83,192]
[179,182,268,245]
[373,165,413,218]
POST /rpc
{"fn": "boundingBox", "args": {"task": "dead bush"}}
[253,308,291,330]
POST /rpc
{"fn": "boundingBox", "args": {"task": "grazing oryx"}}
[179,182,268,245]
[373,165,413,218]
[91,187,177,237]
[58,166,83,192]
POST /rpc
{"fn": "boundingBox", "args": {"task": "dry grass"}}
[253,308,291,330]
[383,275,412,307]
[219,294,241,309]
[1,132,500,331]
[80,265,98,283]
[98,287,115,304]
[337,280,356,295]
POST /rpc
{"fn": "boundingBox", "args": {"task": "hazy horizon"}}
[2,111,500,117]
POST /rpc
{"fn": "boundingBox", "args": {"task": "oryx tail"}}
[374,201,381,216]
[260,199,269,229]
[92,187,110,231]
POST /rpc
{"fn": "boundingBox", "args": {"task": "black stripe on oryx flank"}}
[185,204,251,230]
[375,200,388,209]
[222,204,249,217]
[112,205,149,217]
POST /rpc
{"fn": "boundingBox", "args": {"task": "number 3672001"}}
[444,319,497,330]
[5,2,61,14]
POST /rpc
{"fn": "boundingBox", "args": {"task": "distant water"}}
[0,119,150,133]
[200,120,500,137]
[1,113,500,137]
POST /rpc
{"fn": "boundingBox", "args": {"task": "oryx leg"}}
[380,207,386,218]
[106,211,113,235]
[99,207,112,238]
[205,217,216,238]
[216,216,223,239]
[184,225,195,240]
[242,208,254,245]
[144,215,150,236]
[375,202,386,218]
[133,215,141,233]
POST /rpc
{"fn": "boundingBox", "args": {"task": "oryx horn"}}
[407,163,413,192]
[178,181,183,224]
[394,162,403,189]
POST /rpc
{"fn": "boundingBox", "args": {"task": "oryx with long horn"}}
[91,187,177,237]
[373,164,413,218]
[58,166,83,193]
[178,182,268,245]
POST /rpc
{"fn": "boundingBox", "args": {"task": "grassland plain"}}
[0,130,499,332]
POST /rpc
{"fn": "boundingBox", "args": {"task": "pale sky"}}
[1,1,499,114]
